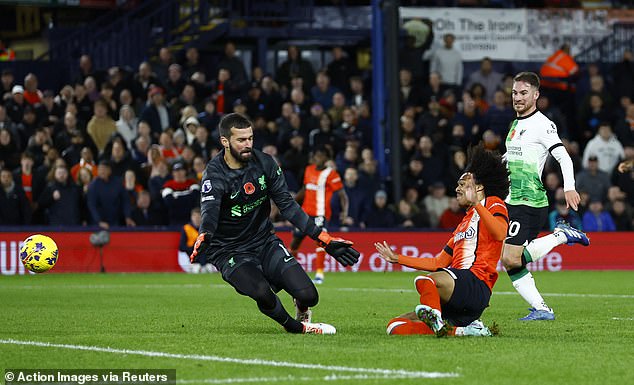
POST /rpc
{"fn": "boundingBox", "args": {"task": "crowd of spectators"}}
[0,39,632,231]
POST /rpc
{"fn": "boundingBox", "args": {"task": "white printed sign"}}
[400,7,612,61]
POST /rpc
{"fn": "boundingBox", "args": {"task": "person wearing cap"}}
[86,159,135,229]
[179,115,199,146]
[116,104,138,149]
[139,85,171,141]
[5,85,26,124]
[576,154,611,204]
[362,189,398,228]
[161,161,200,226]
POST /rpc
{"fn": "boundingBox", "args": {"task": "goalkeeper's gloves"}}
[190,233,210,263]
[317,230,360,267]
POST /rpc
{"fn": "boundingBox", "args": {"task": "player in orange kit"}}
[290,146,348,285]
[375,145,509,337]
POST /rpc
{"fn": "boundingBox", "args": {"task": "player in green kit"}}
[502,72,590,321]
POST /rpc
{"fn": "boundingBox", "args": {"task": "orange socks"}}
[415,276,441,311]
[386,317,434,335]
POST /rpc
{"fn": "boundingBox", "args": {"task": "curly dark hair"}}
[465,144,510,200]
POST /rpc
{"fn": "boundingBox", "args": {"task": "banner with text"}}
[400,7,612,61]
[1,231,632,275]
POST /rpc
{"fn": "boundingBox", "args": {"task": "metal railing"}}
[575,22,634,63]
[37,0,320,80]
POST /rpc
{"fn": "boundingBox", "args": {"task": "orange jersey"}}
[398,196,508,291]
[301,164,343,219]
[446,196,508,290]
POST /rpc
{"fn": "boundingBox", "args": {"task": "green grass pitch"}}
[1,271,633,385]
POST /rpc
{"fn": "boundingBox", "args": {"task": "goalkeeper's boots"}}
[455,320,493,337]
[554,221,590,246]
[519,307,555,321]
[415,304,449,337]
[302,322,336,335]
[294,298,312,323]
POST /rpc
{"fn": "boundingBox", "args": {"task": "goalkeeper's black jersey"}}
[199,148,320,261]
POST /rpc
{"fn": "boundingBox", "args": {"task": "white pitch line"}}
[611,317,634,321]
[0,339,457,379]
[177,373,436,384]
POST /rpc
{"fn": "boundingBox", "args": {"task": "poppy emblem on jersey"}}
[202,180,212,193]
[244,182,256,195]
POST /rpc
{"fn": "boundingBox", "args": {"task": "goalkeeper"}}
[191,113,359,335]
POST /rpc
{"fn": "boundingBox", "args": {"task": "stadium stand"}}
[0,0,632,231]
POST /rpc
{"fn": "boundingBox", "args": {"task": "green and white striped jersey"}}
[504,110,562,208]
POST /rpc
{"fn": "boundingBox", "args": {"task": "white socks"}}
[512,272,551,312]
[524,232,567,263]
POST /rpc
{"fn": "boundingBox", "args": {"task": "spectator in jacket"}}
[0,167,31,225]
[87,99,117,154]
[161,162,200,225]
[548,196,583,231]
[582,198,616,232]
[130,189,165,226]
[139,86,171,141]
[576,155,611,203]
[86,160,135,229]
[582,123,625,176]
[362,190,398,229]
[37,164,82,226]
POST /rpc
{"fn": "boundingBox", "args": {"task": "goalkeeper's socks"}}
[415,275,441,311]
[259,296,304,333]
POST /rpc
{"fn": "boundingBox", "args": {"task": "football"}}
[20,234,59,273]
